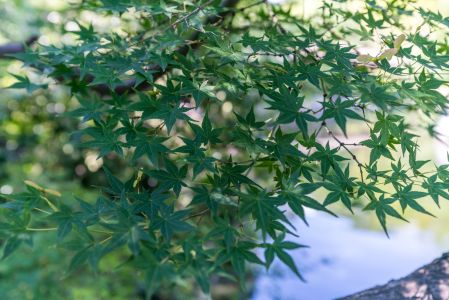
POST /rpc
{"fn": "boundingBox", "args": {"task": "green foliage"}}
[2,0,449,298]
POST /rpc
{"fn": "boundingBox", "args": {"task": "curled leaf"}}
[357,54,374,63]
[24,180,61,197]
[24,180,43,191]
[393,34,406,49]
[378,48,398,60]
[44,189,62,197]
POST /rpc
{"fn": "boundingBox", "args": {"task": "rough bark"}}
[340,253,449,300]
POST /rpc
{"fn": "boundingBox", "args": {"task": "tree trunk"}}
[339,253,449,300]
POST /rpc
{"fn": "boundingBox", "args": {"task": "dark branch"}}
[0,35,38,58]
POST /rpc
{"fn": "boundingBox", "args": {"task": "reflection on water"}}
[252,210,446,300]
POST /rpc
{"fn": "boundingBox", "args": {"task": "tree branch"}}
[0,35,38,58]
[340,253,449,300]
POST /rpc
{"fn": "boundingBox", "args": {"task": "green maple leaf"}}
[263,232,306,280]
[132,135,169,165]
[152,206,194,242]
[147,159,188,196]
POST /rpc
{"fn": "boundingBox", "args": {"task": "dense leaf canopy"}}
[2,0,449,298]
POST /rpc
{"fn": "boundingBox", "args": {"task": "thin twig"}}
[185,208,209,220]
[26,227,57,231]
[169,0,214,29]
[325,124,366,183]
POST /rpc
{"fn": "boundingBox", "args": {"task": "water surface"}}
[252,211,446,300]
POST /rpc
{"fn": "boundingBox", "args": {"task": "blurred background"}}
[1,0,449,299]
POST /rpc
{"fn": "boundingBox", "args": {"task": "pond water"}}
[252,210,448,300]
